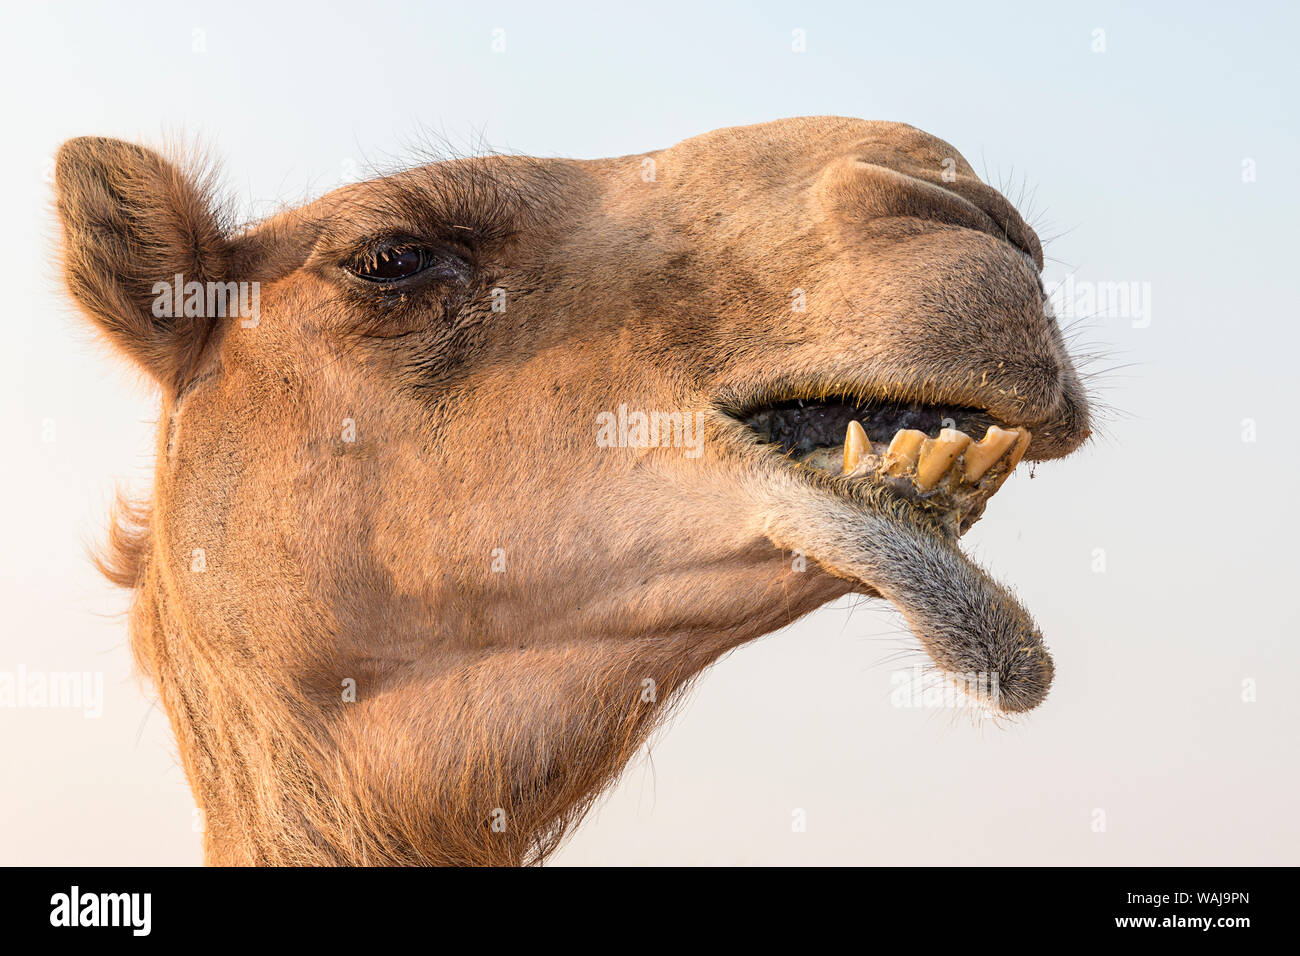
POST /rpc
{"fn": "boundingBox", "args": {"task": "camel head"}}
[54,116,1090,865]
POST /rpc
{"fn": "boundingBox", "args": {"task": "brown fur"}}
[54,117,1090,865]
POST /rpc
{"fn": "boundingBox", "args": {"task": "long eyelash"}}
[325,151,562,251]
[350,237,423,273]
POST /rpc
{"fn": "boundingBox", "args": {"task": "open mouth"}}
[737,396,1031,536]
[729,390,1052,716]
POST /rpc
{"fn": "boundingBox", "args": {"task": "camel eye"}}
[348,245,437,283]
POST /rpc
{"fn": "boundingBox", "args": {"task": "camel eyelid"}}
[338,233,475,280]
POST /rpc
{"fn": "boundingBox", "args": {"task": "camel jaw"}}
[730,399,1054,716]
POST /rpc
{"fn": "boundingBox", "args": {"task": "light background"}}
[2,0,1296,865]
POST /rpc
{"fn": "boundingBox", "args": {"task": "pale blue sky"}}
[2,1,1296,864]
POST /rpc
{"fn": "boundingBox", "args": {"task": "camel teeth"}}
[842,420,869,474]
[883,429,926,476]
[1006,427,1032,471]
[916,428,972,490]
[962,425,1020,482]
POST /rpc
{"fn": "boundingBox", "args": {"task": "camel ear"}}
[54,137,234,389]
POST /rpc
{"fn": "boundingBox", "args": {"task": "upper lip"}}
[719,378,1018,423]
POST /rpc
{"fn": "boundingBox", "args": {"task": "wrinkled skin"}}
[55,116,1090,865]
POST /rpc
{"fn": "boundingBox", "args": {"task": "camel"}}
[53,116,1091,866]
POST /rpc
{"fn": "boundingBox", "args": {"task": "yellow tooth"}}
[883,429,927,476]
[979,428,1034,495]
[916,428,972,490]
[962,425,1020,482]
[842,420,869,474]
[1006,427,1032,471]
